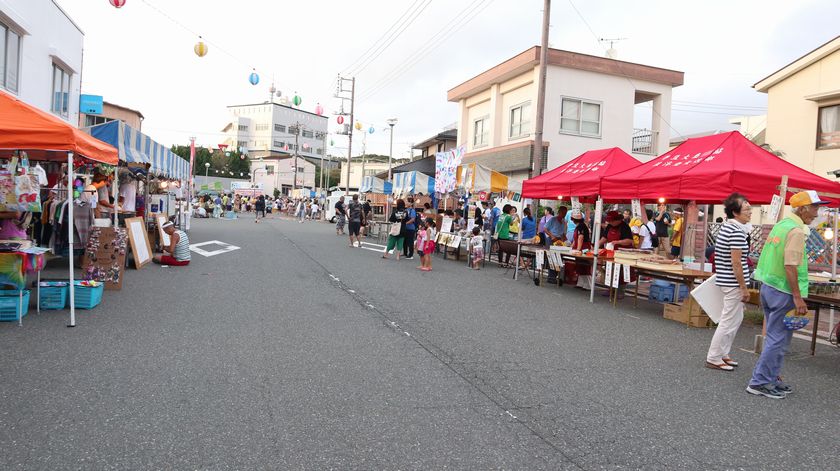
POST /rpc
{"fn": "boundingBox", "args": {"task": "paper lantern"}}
[109,0,127,7]
[194,38,208,57]
[336,116,344,125]
[293,95,302,106]
[315,103,324,116]
[368,126,375,134]
[355,121,362,130]
[249,70,260,85]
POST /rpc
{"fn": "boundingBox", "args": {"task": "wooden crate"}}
[663,299,710,327]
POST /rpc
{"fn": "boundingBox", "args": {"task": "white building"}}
[447,46,684,180]
[222,102,329,161]
[338,160,392,191]
[250,155,316,197]
[0,0,84,125]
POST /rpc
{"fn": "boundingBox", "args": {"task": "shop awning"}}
[86,120,189,180]
[392,171,434,196]
[601,131,840,205]
[0,90,117,164]
[359,176,393,194]
[522,147,641,201]
[456,162,523,194]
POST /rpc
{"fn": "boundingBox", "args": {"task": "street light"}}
[386,118,398,219]
[204,162,210,190]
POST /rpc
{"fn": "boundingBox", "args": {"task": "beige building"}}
[251,155,315,196]
[447,46,683,181]
[339,160,392,191]
[80,101,144,129]
[755,35,840,179]
[413,128,458,159]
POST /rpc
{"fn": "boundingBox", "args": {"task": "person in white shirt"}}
[119,181,137,213]
[634,209,657,250]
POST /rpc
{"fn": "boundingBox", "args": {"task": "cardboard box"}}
[663,299,710,327]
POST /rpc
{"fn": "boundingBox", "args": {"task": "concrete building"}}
[221,102,328,161]
[0,0,84,125]
[250,155,316,197]
[447,46,683,181]
[80,101,144,130]
[754,35,840,179]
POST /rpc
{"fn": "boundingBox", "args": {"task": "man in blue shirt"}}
[403,197,418,260]
[490,201,501,236]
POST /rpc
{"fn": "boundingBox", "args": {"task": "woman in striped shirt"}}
[153,221,191,266]
[706,193,752,371]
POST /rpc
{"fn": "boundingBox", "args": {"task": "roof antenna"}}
[599,37,627,59]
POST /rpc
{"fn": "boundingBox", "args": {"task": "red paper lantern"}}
[109,0,127,7]
[336,115,344,125]
[315,103,324,116]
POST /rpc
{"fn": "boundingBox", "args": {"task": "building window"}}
[265,165,274,175]
[509,101,531,139]
[288,125,298,135]
[274,124,286,133]
[316,148,323,155]
[302,130,314,138]
[51,64,71,117]
[1,22,21,93]
[297,166,304,173]
[237,140,248,148]
[255,123,270,131]
[273,140,285,149]
[473,116,489,147]
[818,104,840,149]
[84,115,113,127]
[560,97,601,137]
[238,124,248,131]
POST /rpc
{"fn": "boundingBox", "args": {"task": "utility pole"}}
[386,118,398,217]
[335,76,355,195]
[293,121,300,194]
[532,0,550,214]
[320,130,327,192]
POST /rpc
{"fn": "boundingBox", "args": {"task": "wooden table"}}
[805,292,840,355]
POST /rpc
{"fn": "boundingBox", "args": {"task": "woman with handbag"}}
[382,198,408,260]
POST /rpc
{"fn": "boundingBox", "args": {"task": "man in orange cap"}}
[746,191,828,399]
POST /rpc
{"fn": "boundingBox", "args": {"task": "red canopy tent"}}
[522,147,641,201]
[0,91,118,327]
[600,131,840,206]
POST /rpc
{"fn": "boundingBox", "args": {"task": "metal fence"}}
[707,222,837,270]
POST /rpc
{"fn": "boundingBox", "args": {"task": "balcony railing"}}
[632,128,659,155]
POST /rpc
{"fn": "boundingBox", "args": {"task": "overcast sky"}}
[58,0,839,159]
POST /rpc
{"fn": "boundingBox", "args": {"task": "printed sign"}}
[441,217,453,234]
[82,227,127,290]
[612,263,622,287]
[623,264,631,283]
[768,194,783,221]
[571,197,582,212]
[605,262,614,288]
[79,94,104,115]
[631,199,642,218]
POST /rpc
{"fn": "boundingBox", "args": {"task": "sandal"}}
[705,361,734,371]
[722,357,739,367]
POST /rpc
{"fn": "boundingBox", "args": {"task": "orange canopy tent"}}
[0,90,118,328]
[0,90,117,164]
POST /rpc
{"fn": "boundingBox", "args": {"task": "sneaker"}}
[405,256,414,260]
[774,378,793,395]
[745,384,786,399]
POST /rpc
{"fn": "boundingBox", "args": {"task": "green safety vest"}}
[754,217,809,297]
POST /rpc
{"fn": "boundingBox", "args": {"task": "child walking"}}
[421,219,437,271]
[469,226,484,269]
[415,221,427,270]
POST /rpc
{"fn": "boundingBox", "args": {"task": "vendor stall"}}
[392,171,435,197]
[456,162,523,195]
[359,176,393,195]
[0,90,118,327]
[522,147,640,201]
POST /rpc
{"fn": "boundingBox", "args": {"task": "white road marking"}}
[189,240,241,257]
[505,410,518,419]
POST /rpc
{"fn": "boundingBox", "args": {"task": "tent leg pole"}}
[590,197,604,303]
[67,152,76,328]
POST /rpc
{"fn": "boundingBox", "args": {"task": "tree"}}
[170,145,250,178]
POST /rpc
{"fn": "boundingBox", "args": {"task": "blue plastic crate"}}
[648,284,689,303]
[39,282,69,310]
[72,282,103,310]
[0,290,30,321]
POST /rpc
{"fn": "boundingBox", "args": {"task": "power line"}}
[672,100,766,111]
[345,0,434,77]
[341,0,424,74]
[566,0,685,138]
[358,0,494,102]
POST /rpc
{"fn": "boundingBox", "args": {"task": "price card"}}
[612,263,622,287]
[768,194,782,221]
[535,250,544,271]
[571,196,582,212]
[605,262,614,288]
[623,264,631,282]
[631,199,642,218]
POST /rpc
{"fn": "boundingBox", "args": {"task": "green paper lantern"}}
[293,95,302,106]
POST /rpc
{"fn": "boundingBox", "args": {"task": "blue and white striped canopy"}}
[359,176,393,194]
[87,120,190,180]
[391,171,434,196]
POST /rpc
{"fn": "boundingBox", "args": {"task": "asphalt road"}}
[2,213,839,470]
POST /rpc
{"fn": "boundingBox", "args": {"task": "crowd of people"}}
[191,193,322,223]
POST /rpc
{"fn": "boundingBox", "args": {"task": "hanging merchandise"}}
[249,70,260,85]
[315,103,324,116]
[337,116,344,125]
[293,95,302,106]
[15,174,40,212]
[355,121,362,131]
[194,37,208,57]
[109,0,127,7]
